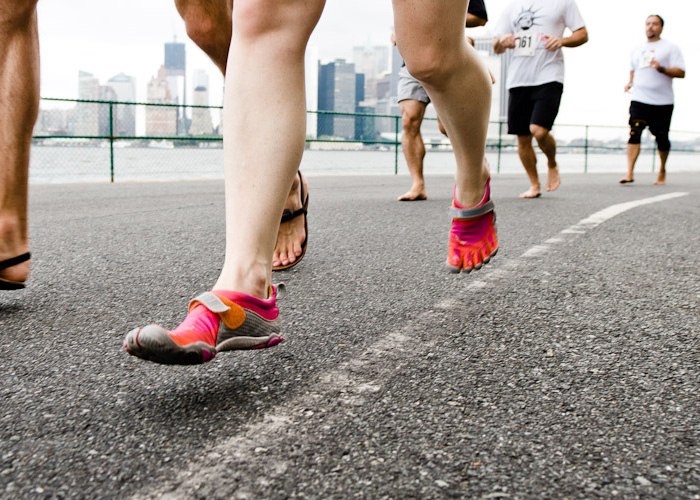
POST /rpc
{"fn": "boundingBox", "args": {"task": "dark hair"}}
[648,14,664,27]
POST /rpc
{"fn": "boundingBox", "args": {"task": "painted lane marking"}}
[131,191,690,499]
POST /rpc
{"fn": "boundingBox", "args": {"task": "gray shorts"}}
[397,66,430,104]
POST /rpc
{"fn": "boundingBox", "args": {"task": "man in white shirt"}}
[620,15,685,185]
[493,0,588,198]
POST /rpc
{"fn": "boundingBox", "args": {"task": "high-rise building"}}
[98,85,117,136]
[305,45,319,139]
[317,59,356,139]
[190,70,213,135]
[190,89,213,135]
[146,65,177,136]
[164,39,187,134]
[105,73,137,137]
[75,70,99,136]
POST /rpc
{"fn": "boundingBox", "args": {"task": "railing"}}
[32,97,700,183]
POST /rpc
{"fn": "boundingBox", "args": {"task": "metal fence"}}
[32,97,700,183]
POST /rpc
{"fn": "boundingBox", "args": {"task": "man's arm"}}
[466,13,487,28]
[649,60,685,79]
[544,26,588,51]
[624,70,634,93]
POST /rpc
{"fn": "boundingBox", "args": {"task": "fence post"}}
[584,125,589,173]
[497,120,503,174]
[109,102,115,183]
[394,115,399,175]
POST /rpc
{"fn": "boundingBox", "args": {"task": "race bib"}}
[513,31,540,57]
[639,50,655,68]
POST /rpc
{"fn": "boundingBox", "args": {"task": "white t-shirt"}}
[493,0,586,89]
[629,39,685,106]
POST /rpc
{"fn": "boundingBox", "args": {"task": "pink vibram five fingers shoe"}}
[123,286,284,365]
[446,178,498,273]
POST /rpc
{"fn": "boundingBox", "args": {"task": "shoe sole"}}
[124,327,217,365]
[124,326,284,365]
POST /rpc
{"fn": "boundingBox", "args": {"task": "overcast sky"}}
[37,0,697,136]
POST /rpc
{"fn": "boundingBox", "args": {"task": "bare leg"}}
[654,149,669,185]
[215,0,325,298]
[517,135,541,198]
[393,0,490,208]
[0,0,39,285]
[175,0,308,269]
[398,99,428,201]
[621,143,640,183]
[531,124,559,192]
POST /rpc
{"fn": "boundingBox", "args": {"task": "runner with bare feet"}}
[176,0,308,270]
[492,0,587,199]
[621,14,685,186]
[395,1,488,202]
[0,0,39,290]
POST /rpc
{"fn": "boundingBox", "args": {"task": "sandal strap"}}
[449,200,495,220]
[280,171,308,223]
[189,292,230,314]
[281,206,307,223]
[0,252,31,271]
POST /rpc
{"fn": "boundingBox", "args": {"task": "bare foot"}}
[654,173,666,185]
[272,172,308,269]
[398,188,427,201]
[519,186,542,199]
[619,177,634,184]
[0,218,30,285]
[546,165,561,192]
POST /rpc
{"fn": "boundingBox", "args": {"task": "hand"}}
[624,82,633,93]
[499,33,518,50]
[543,35,564,51]
[649,59,661,70]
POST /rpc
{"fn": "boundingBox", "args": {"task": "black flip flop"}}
[273,171,308,271]
[0,252,30,290]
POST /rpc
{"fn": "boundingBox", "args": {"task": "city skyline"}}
[37,0,698,135]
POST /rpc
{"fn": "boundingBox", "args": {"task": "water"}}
[29,145,700,184]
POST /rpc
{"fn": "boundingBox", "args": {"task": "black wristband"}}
[657,66,666,74]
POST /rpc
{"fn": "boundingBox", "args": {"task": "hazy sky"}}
[37,0,698,136]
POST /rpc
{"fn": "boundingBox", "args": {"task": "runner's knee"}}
[401,112,423,135]
[234,0,323,48]
[655,133,671,152]
[628,118,645,145]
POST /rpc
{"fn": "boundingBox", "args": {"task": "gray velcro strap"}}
[449,200,495,219]
[189,292,230,313]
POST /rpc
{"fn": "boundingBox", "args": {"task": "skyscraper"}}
[105,73,137,136]
[164,39,187,134]
[190,70,213,135]
[146,65,177,136]
[75,70,99,136]
[305,45,319,139]
[317,59,356,139]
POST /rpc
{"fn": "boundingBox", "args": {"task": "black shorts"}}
[507,82,564,136]
[629,101,674,137]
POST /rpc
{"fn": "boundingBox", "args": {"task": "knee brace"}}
[655,133,671,152]
[628,118,646,145]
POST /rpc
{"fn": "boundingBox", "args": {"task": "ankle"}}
[214,262,270,299]
[0,214,28,258]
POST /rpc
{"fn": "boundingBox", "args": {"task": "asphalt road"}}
[1,171,699,499]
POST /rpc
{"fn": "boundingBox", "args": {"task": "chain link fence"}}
[31,98,700,183]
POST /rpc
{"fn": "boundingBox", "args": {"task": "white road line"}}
[131,191,690,499]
